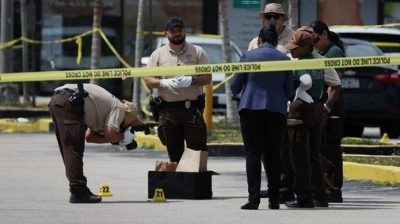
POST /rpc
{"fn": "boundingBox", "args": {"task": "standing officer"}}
[283,27,342,208]
[248,3,295,53]
[231,25,293,210]
[49,83,143,203]
[310,20,347,203]
[144,17,212,162]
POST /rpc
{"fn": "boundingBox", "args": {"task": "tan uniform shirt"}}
[248,26,295,54]
[147,41,210,102]
[59,83,124,132]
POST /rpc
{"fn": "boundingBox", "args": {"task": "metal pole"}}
[0,0,19,103]
[148,0,152,52]
[0,0,14,73]
[21,0,31,104]
[133,0,145,111]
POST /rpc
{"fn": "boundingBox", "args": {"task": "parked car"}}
[330,26,400,56]
[340,38,400,138]
[141,36,243,113]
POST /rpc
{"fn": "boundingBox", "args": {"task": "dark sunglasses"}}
[265,14,281,20]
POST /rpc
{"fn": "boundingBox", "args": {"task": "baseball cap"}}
[165,17,185,31]
[284,28,315,50]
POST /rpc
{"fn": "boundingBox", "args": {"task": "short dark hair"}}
[258,24,278,45]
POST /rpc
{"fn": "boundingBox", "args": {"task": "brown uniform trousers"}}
[287,99,327,203]
[322,91,346,198]
[279,128,295,200]
[48,92,87,193]
[157,106,207,162]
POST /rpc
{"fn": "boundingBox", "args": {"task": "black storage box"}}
[148,171,212,199]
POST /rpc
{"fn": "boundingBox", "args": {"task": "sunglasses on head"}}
[265,14,281,20]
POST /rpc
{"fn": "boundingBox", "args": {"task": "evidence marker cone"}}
[380,133,390,143]
[152,188,166,202]
[98,183,113,197]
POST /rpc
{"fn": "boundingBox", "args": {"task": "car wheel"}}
[344,122,364,137]
[380,126,400,139]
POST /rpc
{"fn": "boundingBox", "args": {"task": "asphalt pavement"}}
[1,133,399,224]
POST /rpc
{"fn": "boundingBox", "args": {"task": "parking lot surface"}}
[1,133,399,224]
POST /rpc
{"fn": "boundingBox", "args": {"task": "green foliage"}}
[142,143,155,150]
[207,121,242,143]
[343,155,400,167]
[341,137,390,145]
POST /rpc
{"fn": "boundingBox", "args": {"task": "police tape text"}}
[194,63,261,74]
[65,70,132,79]
[324,57,390,68]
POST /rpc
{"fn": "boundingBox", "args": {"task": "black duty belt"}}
[162,100,198,109]
[54,89,75,97]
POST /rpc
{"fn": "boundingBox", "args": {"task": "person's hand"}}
[322,102,332,115]
[119,127,135,146]
[294,87,314,103]
[175,75,193,88]
[160,78,179,94]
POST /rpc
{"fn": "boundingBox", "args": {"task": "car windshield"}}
[337,33,400,54]
[194,43,241,63]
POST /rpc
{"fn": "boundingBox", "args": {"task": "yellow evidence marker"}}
[98,183,113,197]
[152,188,166,202]
[380,133,390,143]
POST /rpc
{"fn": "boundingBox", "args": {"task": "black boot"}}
[69,188,102,203]
[268,199,280,210]
[240,201,259,210]
[314,198,329,207]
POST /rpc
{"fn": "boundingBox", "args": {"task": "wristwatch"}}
[191,76,197,85]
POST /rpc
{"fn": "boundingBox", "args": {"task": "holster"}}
[197,94,205,113]
[149,96,162,122]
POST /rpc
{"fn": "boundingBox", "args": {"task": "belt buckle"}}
[184,101,191,109]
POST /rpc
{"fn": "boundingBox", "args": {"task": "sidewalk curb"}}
[0,118,53,133]
[1,118,400,184]
[344,162,400,184]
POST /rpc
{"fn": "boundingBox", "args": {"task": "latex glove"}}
[175,75,193,88]
[294,87,314,103]
[160,78,179,94]
[119,127,135,146]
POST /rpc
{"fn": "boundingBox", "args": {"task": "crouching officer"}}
[49,83,144,203]
[283,27,341,208]
[144,17,211,162]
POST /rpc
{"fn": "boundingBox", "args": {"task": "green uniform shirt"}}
[319,43,346,74]
[293,53,326,100]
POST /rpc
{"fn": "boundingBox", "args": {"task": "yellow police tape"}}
[0,55,398,83]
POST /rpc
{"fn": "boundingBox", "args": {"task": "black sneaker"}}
[69,188,102,203]
[285,199,315,208]
[314,199,329,207]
